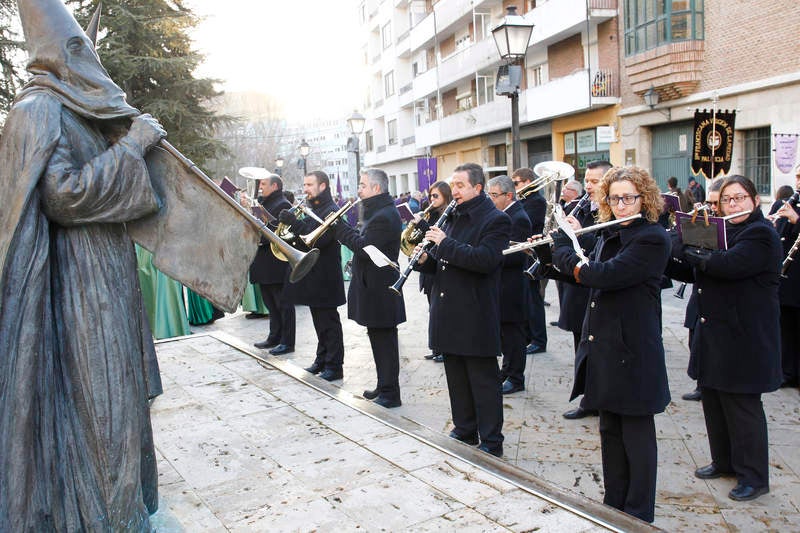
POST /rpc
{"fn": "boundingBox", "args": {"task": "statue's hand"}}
[122,114,166,155]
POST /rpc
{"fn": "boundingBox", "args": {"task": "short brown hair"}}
[511,167,535,183]
[597,166,664,223]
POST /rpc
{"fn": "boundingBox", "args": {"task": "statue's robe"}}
[0,90,160,532]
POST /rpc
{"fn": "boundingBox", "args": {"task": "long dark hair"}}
[430,181,452,212]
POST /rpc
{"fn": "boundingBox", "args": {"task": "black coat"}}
[249,191,291,285]
[416,193,511,357]
[500,201,531,323]
[554,219,672,416]
[281,187,346,308]
[674,210,783,394]
[415,207,444,296]
[557,210,597,333]
[776,211,800,308]
[336,192,406,328]
[522,192,547,236]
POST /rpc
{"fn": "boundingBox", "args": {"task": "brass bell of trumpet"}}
[399,203,435,256]
[517,160,576,199]
[300,198,361,247]
[271,199,307,262]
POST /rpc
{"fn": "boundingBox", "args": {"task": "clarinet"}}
[389,199,457,295]
[568,191,591,218]
[779,189,800,278]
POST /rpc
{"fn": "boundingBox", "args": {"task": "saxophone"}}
[399,203,435,256]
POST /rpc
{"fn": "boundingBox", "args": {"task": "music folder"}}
[251,205,276,224]
[219,176,239,198]
[396,202,415,223]
[675,211,728,250]
[661,193,681,214]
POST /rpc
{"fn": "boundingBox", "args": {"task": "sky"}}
[185,0,366,122]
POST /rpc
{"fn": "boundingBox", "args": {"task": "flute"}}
[503,214,643,255]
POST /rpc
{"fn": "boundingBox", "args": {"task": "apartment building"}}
[360,0,800,198]
[283,120,354,198]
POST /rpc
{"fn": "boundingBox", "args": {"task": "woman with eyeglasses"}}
[417,181,452,362]
[673,175,782,502]
[550,166,670,523]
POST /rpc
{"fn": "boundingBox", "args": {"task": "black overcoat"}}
[521,192,546,235]
[249,191,291,285]
[336,192,406,328]
[416,207,443,295]
[776,211,800,308]
[554,219,672,416]
[680,210,783,394]
[499,201,531,323]
[416,193,511,357]
[281,187,346,307]
[557,208,597,333]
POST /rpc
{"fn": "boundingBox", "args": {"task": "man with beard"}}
[279,171,346,381]
[251,174,296,354]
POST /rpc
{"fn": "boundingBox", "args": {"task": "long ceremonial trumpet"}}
[504,214,643,255]
[159,140,319,283]
[300,198,361,247]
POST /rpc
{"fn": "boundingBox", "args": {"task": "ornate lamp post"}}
[275,155,284,176]
[346,110,366,183]
[299,139,310,176]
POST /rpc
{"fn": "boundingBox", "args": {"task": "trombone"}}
[299,198,361,247]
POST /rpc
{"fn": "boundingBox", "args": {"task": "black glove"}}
[532,242,553,267]
[683,246,712,271]
[551,228,572,250]
[278,209,297,225]
[553,246,581,274]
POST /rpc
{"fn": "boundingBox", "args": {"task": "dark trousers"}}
[443,355,503,450]
[500,321,527,387]
[528,279,547,347]
[571,330,589,409]
[599,411,657,523]
[780,305,800,383]
[367,327,400,401]
[309,307,344,372]
[259,283,295,346]
[700,387,769,488]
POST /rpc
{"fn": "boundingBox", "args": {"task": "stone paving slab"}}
[154,272,800,531]
[149,334,649,532]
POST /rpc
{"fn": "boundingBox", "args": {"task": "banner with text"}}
[691,109,736,180]
[774,134,799,174]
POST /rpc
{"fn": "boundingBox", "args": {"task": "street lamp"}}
[275,155,284,176]
[299,139,310,176]
[346,110,366,180]
[492,6,534,172]
[643,85,671,120]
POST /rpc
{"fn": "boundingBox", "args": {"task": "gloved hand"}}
[553,246,581,275]
[532,242,553,267]
[121,114,166,156]
[683,246,713,271]
[278,209,297,225]
[550,228,572,250]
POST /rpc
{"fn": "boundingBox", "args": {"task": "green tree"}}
[68,0,232,167]
[0,0,25,120]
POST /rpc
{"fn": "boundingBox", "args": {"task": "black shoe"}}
[245,312,268,319]
[682,388,702,401]
[254,339,279,350]
[562,407,599,420]
[549,321,559,326]
[373,395,401,408]
[728,483,769,501]
[319,369,343,381]
[501,380,524,395]
[423,353,436,360]
[694,463,735,480]
[526,344,546,355]
[448,430,478,446]
[433,354,444,362]
[478,443,503,457]
[269,344,294,355]
[363,388,379,400]
[304,362,322,374]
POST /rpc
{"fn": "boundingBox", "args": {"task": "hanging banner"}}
[774,134,799,174]
[417,157,437,191]
[691,109,736,180]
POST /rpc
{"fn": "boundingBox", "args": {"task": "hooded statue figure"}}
[0,1,166,530]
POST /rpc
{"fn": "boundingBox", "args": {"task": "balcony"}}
[398,82,414,108]
[433,0,475,37]
[437,38,498,92]
[412,67,438,101]
[409,11,435,52]
[416,98,510,148]
[396,29,411,58]
[365,138,419,166]
[524,69,619,122]
[529,0,616,48]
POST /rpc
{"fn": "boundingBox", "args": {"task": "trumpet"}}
[504,214,643,255]
[400,203,435,256]
[299,198,361,247]
[271,199,308,262]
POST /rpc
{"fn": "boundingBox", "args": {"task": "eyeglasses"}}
[720,193,749,204]
[430,193,440,199]
[706,200,718,207]
[606,194,641,206]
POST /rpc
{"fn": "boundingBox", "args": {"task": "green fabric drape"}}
[241,282,270,314]
[135,245,190,339]
[186,288,217,326]
[341,245,353,281]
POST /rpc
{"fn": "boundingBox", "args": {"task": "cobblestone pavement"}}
[154,272,800,531]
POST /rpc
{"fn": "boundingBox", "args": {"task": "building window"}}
[528,63,548,87]
[563,129,610,179]
[387,120,398,145]
[384,71,395,97]
[476,75,494,105]
[382,22,392,49]
[365,130,374,152]
[743,126,771,196]
[457,94,473,111]
[624,0,704,56]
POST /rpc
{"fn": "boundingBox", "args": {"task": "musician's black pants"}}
[309,307,344,372]
[528,279,547,348]
[599,411,657,523]
[500,321,527,387]
[367,327,400,401]
[443,355,504,451]
[700,387,769,488]
[780,305,800,384]
[259,283,295,347]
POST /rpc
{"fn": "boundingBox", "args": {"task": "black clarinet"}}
[567,191,591,218]
[389,199,457,295]
[524,193,590,280]
[779,189,800,278]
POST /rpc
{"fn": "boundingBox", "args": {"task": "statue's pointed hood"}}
[15,0,138,120]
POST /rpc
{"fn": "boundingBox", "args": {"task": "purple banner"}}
[774,134,799,174]
[417,157,437,192]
